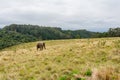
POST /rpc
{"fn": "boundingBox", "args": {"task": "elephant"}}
[36,42,46,51]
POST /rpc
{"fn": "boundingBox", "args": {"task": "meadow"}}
[0,38,120,80]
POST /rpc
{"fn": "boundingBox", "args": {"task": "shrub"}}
[84,69,92,76]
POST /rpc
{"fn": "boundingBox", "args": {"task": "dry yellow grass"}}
[0,38,120,80]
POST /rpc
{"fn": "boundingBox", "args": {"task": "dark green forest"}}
[0,24,120,50]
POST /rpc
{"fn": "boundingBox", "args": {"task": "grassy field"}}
[0,38,120,80]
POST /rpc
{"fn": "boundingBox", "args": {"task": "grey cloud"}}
[0,0,120,32]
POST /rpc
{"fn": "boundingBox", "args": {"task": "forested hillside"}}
[3,24,70,40]
[0,24,120,50]
[0,30,37,49]
[0,24,95,50]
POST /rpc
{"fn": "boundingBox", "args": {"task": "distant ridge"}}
[0,24,119,50]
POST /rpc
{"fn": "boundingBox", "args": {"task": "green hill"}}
[0,24,96,50]
[0,38,120,80]
[0,24,120,52]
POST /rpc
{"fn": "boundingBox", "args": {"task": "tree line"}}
[0,24,119,50]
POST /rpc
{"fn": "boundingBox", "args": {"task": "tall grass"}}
[0,38,120,80]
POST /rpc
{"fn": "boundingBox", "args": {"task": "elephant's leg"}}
[40,46,43,50]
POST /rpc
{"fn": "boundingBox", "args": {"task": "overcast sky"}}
[0,0,120,32]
